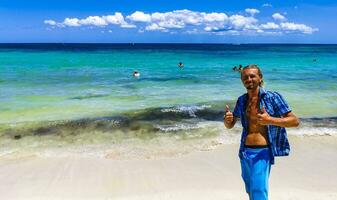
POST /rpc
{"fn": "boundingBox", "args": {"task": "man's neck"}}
[247,87,259,99]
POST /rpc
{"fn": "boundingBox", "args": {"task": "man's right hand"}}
[224,105,234,124]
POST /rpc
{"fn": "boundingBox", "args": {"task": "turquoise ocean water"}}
[0,44,336,158]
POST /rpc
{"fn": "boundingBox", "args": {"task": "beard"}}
[244,82,255,89]
[244,82,260,90]
[245,85,254,89]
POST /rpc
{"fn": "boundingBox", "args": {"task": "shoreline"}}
[0,136,337,199]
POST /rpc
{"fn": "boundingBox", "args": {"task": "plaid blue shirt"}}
[233,87,291,164]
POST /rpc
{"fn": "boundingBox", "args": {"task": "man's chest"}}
[246,98,259,120]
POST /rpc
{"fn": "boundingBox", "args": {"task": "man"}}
[224,64,300,200]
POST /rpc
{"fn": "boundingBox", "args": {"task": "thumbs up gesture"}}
[257,107,272,125]
[224,105,234,124]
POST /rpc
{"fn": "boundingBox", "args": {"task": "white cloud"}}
[44,20,56,26]
[145,23,166,31]
[47,12,134,28]
[260,22,279,29]
[104,13,126,25]
[204,25,225,32]
[44,9,318,36]
[272,13,287,21]
[229,15,258,30]
[265,31,283,36]
[245,8,260,16]
[150,10,197,27]
[80,16,108,26]
[203,12,228,22]
[214,30,240,36]
[280,22,318,34]
[204,26,212,32]
[63,18,81,27]
[262,3,272,7]
[127,11,151,22]
[150,12,165,22]
[121,24,137,28]
[183,14,202,25]
[184,28,200,34]
[158,19,185,29]
[127,10,228,29]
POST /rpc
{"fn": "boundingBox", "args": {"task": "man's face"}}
[241,68,262,90]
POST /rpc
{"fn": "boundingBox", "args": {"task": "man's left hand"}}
[257,107,272,125]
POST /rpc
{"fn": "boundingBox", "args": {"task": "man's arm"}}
[257,108,300,127]
[224,105,238,129]
[271,112,300,127]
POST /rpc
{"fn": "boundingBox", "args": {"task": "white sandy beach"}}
[0,136,337,200]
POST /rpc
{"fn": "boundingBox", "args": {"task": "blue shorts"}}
[240,147,271,200]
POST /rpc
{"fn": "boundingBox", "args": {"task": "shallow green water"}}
[0,44,336,158]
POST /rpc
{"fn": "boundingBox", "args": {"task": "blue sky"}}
[0,0,337,43]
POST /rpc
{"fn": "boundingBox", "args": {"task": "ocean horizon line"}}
[1,43,337,45]
[1,43,336,51]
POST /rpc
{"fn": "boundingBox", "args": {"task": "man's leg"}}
[249,148,271,200]
[240,156,251,196]
[241,148,271,200]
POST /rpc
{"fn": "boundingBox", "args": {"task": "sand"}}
[0,136,337,200]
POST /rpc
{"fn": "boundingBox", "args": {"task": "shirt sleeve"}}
[272,92,292,115]
[233,98,241,118]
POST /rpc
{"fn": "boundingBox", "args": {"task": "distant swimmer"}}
[233,65,243,72]
[178,62,184,68]
[133,71,140,77]
[313,59,317,62]
[238,64,243,71]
